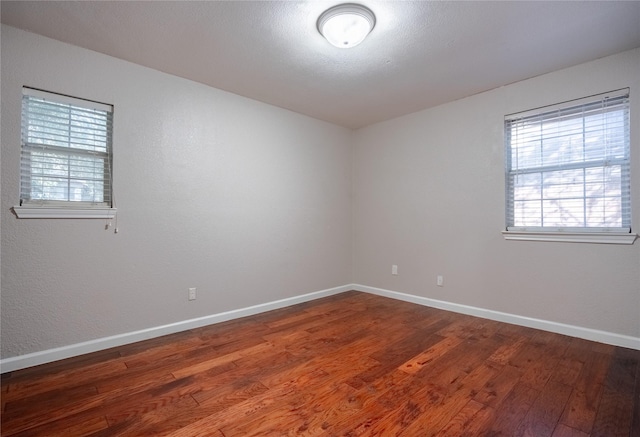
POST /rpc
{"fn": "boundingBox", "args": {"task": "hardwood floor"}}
[1,291,639,436]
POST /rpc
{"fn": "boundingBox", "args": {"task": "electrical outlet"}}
[392,265,398,275]
[188,288,196,301]
[437,275,444,287]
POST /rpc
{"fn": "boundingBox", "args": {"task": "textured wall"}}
[353,48,640,338]
[1,25,353,359]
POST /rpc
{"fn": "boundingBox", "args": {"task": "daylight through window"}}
[20,88,113,208]
[505,89,630,232]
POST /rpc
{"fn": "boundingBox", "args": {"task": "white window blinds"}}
[505,89,630,232]
[20,88,113,207]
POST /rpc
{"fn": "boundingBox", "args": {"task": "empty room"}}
[1,1,639,436]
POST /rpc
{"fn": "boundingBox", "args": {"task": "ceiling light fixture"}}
[317,3,376,49]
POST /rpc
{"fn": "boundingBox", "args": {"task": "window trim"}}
[503,89,634,244]
[502,230,637,244]
[12,205,117,219]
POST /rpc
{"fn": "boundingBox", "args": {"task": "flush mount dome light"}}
[317,3,376,48]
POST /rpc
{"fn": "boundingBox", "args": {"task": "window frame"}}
[502,89,636,244]
[13,88,116,219]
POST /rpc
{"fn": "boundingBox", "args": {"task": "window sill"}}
[13,206,117,219]
[502,230,637,245]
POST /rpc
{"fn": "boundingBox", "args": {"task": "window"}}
[15,88,115,219]
[504,89,635,244]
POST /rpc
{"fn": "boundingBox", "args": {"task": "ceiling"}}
[2,1,640,129]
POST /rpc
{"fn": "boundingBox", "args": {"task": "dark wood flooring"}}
[1,291,639,436]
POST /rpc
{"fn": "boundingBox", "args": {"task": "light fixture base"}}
[317,3,376,49]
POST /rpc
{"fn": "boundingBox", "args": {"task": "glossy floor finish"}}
[1,291,639,436]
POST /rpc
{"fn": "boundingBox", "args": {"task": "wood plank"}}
[473,364,523,407]
[5,415,110,437]
[550,357,584,386]
[632,351,640,437]
[485,381,540,437]
[168,369,329,437]
[551,424,590,437]
[327,395,392,436]
[515,380,573,437]
[591,347,638,437]
[397,361,500,436]
[171,341,277,379]
[488,335,528,366]
[3,358,127,402]
[558,351,610,433]
[435,399,495,436]
[398,335,460,375]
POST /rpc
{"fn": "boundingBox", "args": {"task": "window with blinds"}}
[20,88,113,208]
[505,89,630,233]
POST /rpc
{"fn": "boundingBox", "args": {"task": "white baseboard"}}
[3,283,638,373]
[0,285,351,373]
[353,284,640,351]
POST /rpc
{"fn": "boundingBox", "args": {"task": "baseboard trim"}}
[354,284,640,351]
[3,283,638,373]
[0,285,351,373]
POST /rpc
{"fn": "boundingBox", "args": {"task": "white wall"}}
[353,48,640,339]
[1,25,353,360]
